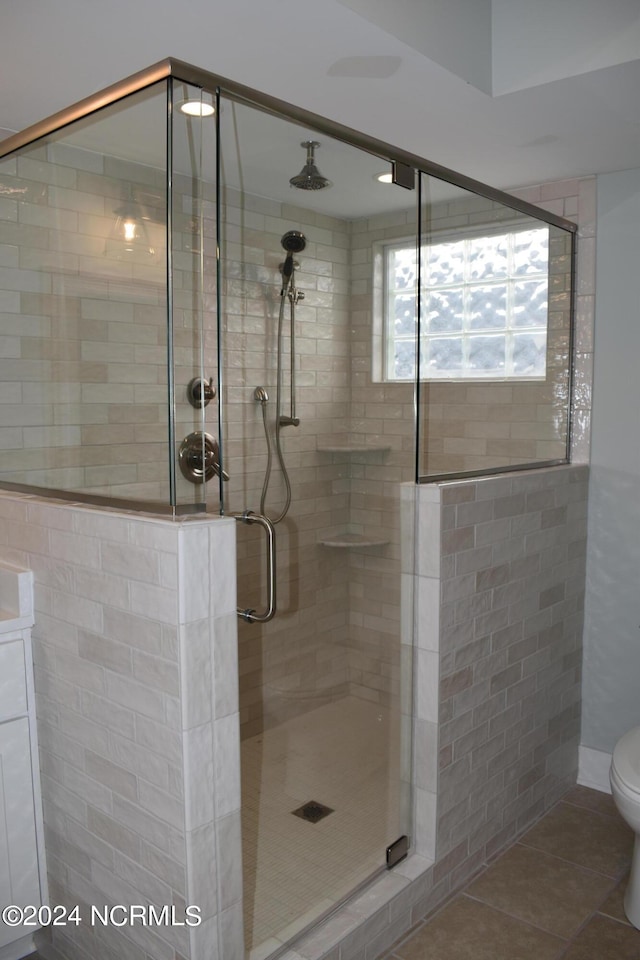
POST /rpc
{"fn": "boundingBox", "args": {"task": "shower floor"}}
[241,695,402,956]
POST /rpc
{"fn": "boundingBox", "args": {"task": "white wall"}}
[335,0,492,92]
[581,168,640,754]
[492,0,640,94]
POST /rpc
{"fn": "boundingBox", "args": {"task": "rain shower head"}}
[289,141,331,191]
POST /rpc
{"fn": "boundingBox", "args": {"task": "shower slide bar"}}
[233,511,277,623]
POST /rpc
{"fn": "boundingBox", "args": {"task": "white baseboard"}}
[577,745,612,794]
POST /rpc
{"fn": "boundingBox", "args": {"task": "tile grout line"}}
[381,787,637,960]
[516,837,630,882]
[459,892,569,945]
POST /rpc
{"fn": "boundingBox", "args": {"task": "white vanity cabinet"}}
[0,564,47,960]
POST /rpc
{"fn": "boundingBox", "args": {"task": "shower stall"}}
[0,59,576,960]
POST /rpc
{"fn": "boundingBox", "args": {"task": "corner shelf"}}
[316,441,391,455]
[318,533,389,549]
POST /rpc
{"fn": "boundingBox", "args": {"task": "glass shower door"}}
[214,97,418,954]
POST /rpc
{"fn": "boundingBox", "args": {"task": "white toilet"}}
[610,726,640,929]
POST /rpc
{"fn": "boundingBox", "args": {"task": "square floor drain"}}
[291,800,334,824]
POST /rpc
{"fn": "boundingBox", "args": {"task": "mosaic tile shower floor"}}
[241,696,402,954]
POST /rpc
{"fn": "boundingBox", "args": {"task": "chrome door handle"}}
[233,511,277,623]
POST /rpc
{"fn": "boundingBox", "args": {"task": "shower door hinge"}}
[386,835,409,869]
[392,162,415,190]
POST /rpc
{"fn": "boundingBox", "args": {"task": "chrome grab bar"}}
[233,511,277,623]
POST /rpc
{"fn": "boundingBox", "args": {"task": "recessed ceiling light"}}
[179,100,215,117]
[375,171,393,183]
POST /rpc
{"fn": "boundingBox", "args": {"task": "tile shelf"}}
[316,441,391,455]
[318,533,390,549]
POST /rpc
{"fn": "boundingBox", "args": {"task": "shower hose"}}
[259,283,293,524]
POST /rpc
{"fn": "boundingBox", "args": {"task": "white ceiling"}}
[1,0,639,195]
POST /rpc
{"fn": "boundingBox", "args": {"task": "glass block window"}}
[382,226,549,381]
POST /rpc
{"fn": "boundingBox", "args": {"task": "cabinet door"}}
[0,718,41,948]
[0,639,27,722]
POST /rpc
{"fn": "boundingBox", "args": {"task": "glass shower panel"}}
[417,173,573,479]
[0,83,170,505]
[215,98,417,953]
[170,81,217,511]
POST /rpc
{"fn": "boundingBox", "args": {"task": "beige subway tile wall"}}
[417,188,574,478]
[509,177,596,465]
[0,140,174,502]
[435,466,588,887]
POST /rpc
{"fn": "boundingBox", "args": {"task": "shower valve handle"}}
[211,459,230,481]
[178,432,229,483]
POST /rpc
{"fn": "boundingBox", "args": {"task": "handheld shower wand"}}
[280,230,305,292]
[278,231,305,427]
[257,231,306,523]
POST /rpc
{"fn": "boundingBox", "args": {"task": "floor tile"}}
[558,914,640,959]
[393,895,564,960]
[564,785,619,819]
[378,788,639,960]
[597,874,632,925]
[520,801,634,878]
[465,843,615,938]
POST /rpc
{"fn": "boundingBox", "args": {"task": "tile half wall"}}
[0,461,587,960]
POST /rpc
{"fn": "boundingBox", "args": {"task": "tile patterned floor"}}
[386,785,640,960]
[24,775,639,960]
[241,696,403,954]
